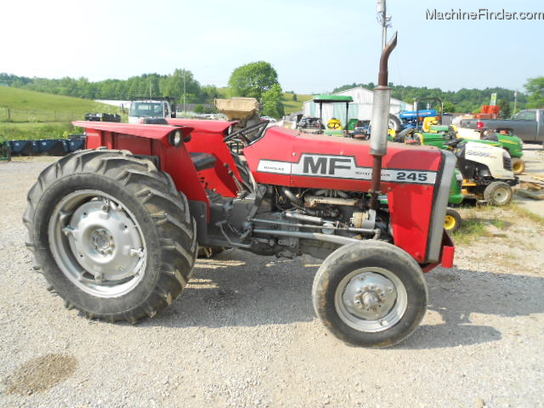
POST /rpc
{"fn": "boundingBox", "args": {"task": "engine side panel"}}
[244,128,445,263]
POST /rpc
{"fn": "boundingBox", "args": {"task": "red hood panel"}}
[243,127,445,263]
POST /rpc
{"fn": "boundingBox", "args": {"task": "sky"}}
[1,0,543,94]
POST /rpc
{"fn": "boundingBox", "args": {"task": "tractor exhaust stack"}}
[369,32,397,210]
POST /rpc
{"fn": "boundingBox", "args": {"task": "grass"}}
[510,203,544,225]
[452,201,544,245]
[452,219,489,244]
[282,93,312,114]
[0,87,121,140]
[0,87,120,121]
[0,122,79,141]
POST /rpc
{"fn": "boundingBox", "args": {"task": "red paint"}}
[74,121,209,205]
[243,128,444,264]
[168,119,240,197]
[75,121,454,268]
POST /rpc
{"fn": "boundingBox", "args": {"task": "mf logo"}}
[257,154,436,184]
[302,155,352,175]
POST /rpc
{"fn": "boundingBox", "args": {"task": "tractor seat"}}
[190,152,217,171]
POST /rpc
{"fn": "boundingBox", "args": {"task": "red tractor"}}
[24,35,455,347]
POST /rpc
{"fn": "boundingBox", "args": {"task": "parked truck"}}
[460,109,544,145]
[128,99,176,124]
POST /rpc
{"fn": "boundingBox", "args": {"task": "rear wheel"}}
[484,181,513,206]
[444,208,462,233]
[512,158,525,175]
[312,241,427,348]
[23,149,197,322]
[388,114,402,132]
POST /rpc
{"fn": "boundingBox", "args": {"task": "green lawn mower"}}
[396,128,518,207]
[459,128,525,175]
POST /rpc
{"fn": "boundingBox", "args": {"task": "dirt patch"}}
[3,354,77,395]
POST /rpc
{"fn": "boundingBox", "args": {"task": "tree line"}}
[2,67,542,118]
[0,62,286,118]
[0,70,221,106]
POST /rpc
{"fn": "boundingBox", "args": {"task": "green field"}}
[0,87,121,141]
[282,93,312,114]
[0,122,77,141]
[0,86,311,141]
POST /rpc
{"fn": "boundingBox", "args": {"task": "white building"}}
[303,86,410,124]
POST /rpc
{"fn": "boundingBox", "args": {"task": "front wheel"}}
[24,150,197,322]
[312,241,427,348]
[444,208,462,233]
[484,181,513,206]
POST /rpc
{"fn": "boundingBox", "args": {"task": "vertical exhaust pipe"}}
[369,32,398,210]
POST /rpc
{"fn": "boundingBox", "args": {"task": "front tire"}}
[312,241,427,348]
[23,149,197,322]
[484,181,513,206]
[512,158,525,175]
[444,208,462,233]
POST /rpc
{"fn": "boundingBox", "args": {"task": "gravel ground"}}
[1,155,543,408]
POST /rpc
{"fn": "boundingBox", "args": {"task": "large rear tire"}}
[23,149,197,322]
[312,241,427,348]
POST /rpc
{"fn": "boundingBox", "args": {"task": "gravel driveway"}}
[0,157,543,408]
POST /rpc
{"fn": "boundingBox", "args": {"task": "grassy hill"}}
[282,92,312,114]
[0,87,121,140]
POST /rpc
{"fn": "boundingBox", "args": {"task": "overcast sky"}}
[2,0,542,93]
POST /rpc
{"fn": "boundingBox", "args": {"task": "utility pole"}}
[513,90,518,114]
[376,0,391,49]
[183,70,187,115]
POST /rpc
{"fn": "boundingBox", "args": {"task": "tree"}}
[498,99,511,118]
[261,83,285,118]
[525,77,544,108]
[442,101,456,113]
[228,61,279,100]
[200,85,220,103]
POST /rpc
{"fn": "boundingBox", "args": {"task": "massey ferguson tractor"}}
[23,34,455,348]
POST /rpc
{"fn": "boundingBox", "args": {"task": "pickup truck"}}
[460,109,544,145]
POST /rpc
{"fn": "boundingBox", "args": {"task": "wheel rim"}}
[444,215,456,230]
[513,161,523,174]
[492,186,511,205]
[388,119,397,131]
[48,190,147,298]
[334,267,407,333]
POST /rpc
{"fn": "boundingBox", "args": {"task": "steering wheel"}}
[224,120,270,146]
[445,138,462,148]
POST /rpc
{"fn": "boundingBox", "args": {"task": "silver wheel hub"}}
[49,191,146,298]
[494,187,509,204]
[335,267,407,332]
